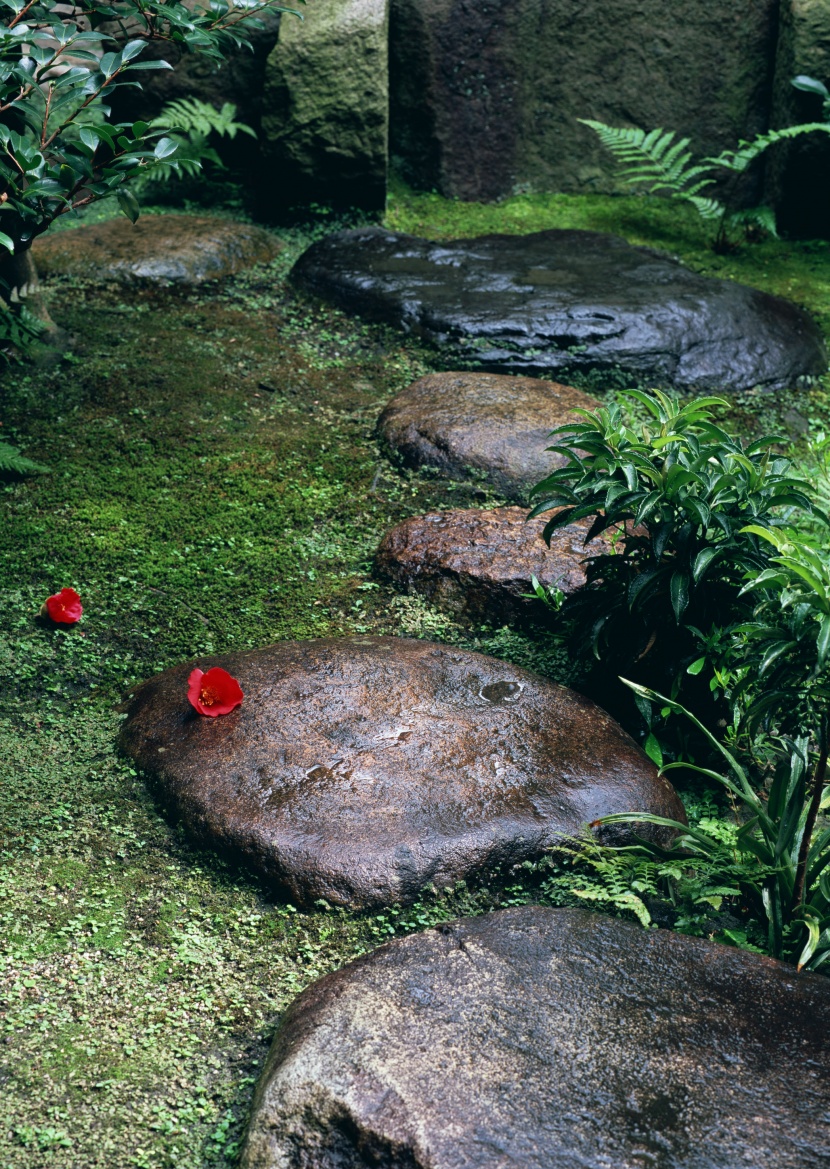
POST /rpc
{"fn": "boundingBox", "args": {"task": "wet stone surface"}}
[119,636,682,910]
[378,370,597,501]
[375,506,611,622]
[292,226,827,393]
[241,905,830,1169]
[33,214,281,286]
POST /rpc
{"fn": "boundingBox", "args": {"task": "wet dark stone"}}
[33,215,281,286]
[378,371,597,501]
[119,637,682,910]
[375,506,612,622]
[241,905,830,1169]
[291,226,827,393]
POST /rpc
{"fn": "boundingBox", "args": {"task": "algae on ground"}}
[1,184,829,1167]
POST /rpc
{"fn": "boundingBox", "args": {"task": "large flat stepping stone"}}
[241,906,830,1169]
[33,214,281,285]
[379,371,597,500]
[292,226,827,393]
[376,506,610,622]
[119,637,682,909]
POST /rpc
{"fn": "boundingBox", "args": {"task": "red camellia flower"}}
[187,667,243,717]
[42,587,83,624]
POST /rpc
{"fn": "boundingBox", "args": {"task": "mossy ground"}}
[2,184,830,1167]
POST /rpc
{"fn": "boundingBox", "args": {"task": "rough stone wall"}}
[767,0,830,237]
[261,0,389,210]
[389,0,780,203]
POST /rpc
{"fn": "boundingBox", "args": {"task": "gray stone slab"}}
[292,227,827,393]
[242,905,830,1169]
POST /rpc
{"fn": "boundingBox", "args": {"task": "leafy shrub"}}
[596,683,830,972]
[533,391,830,971]
[0,2,298,252]
[528,389,820,741]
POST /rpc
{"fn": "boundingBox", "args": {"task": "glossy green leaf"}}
[670,570,690,621]
[116,185,140,223]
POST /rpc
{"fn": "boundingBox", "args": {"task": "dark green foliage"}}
[597,684,830,972]
[528,389,819,729]
[0,300,47,360]
[0,1,299,253]
[534,391,830,970]
[737,528,830,734]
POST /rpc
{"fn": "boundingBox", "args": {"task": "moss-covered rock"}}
[261,0,389,210]
[33,215,281,286]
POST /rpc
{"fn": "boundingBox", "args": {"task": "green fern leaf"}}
[726,205,779,239]
[580,118,728,225]
[685,195,725,220]
[580,119,718,200]
[710,122,830,173]
[0,441,48,474]
[150,97,256,142]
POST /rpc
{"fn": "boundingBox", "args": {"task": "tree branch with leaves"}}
[0,0,302,329]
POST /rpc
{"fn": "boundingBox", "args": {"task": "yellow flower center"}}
[200,686,217,707]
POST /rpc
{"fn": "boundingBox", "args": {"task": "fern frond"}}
[685,195,726,221]
[0,441,48,474]
[151,98,256,141]
[726,205,779,239]
[0,303,47,362]
[710,122,830,173]
[580,118,723,215]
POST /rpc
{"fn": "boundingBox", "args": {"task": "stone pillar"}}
[389,0,780,203]
[767,0,830,238]
[261,0,389,210]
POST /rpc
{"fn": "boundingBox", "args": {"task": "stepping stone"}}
[33,214,281,286]
[241,906,830,1169]
[119,636,683,910]
[292,226,827,393]
[378,371,597,501]
[375,506,612,622]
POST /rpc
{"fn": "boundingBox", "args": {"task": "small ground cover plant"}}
[531,389,830,970]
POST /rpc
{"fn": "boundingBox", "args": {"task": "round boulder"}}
[292,226,827,393]
[33,215,281,286]
[241,906,830,1169]
[375,506,612,622]
[119,637,682,909]
[378,371,597,500]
